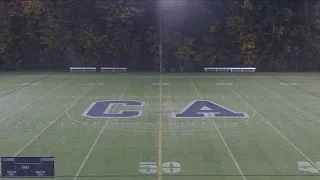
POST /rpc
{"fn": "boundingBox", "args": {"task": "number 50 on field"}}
[139,162,181,174]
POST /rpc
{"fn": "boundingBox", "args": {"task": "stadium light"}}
[158,0,190,72]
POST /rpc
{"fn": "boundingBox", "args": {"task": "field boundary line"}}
[0,74,50,99]
[251,80,320,123]
[226,86,320,171]
[9,174,320,178]
[189,77,247,180]
[13,78,103,157]
[73,80,131,180]
[0,77,75,125]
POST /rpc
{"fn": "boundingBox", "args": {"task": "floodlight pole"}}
[159,5,163,73]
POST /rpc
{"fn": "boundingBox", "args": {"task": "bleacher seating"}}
[100,67,127,72]
[70,67,96,72]
[204,67,256,73]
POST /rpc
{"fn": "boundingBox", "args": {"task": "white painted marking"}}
[298,161,319,173]
[0,78,74,124]
[162,162,181,174]
[139,162,158,174]
[289,122,292,125]
[252,81,320,123]
[73,80,131,180]
[139,162,181,174]
[217,83,233,86]
[152,83,169,86]
[229,88,320,171]
[190,78,246,180]
[200,106,213,111]
[13,78,102,157]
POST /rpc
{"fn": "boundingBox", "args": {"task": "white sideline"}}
[189,77,247,180]
[251,80,320,123]
[13,78,103,157]
[73,80,131,180]
[224,83,320,171]
[0,77,75,124]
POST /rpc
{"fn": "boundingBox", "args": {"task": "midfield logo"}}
[82,100,248,119]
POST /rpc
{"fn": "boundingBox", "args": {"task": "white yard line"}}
[13,78,103,157]
[0,75,50,100]
[227,86,320,170]
[252,80,320,123]
[0,77,75,124]
[73,80,131,180]
[189,77,247,180]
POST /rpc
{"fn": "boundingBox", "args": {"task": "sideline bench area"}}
[204,67,256,72]
[101,67,127,72]
[70,67,96,72]
[69,67,127,72]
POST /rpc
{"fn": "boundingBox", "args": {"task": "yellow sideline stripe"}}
[157,77,163,180]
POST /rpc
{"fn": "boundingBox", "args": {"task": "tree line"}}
[1,0,320,71]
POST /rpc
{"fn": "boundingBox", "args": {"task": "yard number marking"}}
[216,83,232,86]
[139,162,181,174]
[297,161,320,173]
[152,83,170,86]
[19,82,41,86]
[280,83,298,86]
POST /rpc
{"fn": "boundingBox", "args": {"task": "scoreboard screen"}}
[1,157,54,178]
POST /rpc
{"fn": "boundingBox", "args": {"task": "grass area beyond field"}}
[1,72,320,180]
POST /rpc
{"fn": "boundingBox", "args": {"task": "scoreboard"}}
[1,157,54,178]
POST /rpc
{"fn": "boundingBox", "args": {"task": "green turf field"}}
[1,72,320,180]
